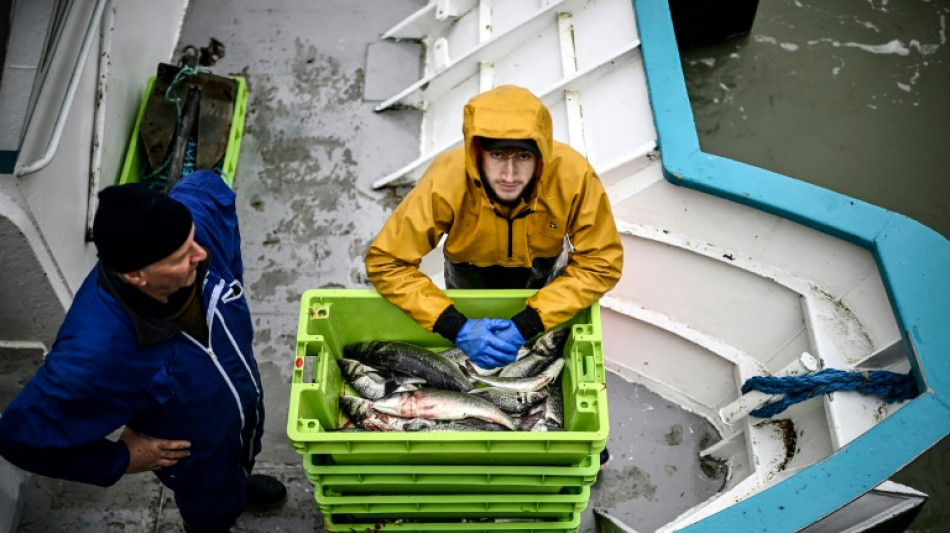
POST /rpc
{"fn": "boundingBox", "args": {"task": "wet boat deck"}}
[5,1,723,531]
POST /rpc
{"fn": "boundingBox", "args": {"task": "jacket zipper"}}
[181,279,250,429]
[497,208,532,259]
[214,306,264,465]
[207,278,263,464]
[182,331,246,428]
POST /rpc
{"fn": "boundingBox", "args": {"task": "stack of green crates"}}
[287,289,609,532]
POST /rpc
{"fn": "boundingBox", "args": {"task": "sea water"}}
[680,0,950,530]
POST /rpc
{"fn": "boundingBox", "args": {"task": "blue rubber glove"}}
[488,318,526,349]
[456,319,520,369]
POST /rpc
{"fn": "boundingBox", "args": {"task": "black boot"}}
[599,447,611,471]
[244,474,288,514]
[182,522,232,533]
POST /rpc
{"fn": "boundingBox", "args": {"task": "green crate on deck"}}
[117,75,247,188]
[314,484,589,519]
[302,453,600,495]
[287,289,608,465]
[324,512,583,533]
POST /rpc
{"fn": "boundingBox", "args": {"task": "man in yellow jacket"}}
[366,85,623,370]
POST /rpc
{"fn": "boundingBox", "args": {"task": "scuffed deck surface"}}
[9,1,723,531]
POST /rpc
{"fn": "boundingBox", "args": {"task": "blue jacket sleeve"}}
[0,348,134,487]
[169,170,244,282]
[0,273,163,487]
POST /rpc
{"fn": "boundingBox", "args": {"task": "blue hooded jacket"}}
[0,171,262,492]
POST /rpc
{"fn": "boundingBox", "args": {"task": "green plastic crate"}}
[314,485,589,519]
[287,289,609,466]
[324,512,582,533]
[117,75,248,187]
[303,453,600,495]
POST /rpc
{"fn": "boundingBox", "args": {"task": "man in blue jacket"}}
[0,171,285,532]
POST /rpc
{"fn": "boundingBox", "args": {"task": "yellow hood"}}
[462,85,553,192]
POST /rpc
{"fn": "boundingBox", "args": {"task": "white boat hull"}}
[373,0,950,530]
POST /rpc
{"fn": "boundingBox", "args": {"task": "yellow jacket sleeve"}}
[525,162,623,330]
[365,152,461,332]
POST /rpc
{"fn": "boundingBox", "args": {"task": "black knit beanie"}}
[93,184,194,273]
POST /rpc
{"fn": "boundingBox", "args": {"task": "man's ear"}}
[120,270,147,288]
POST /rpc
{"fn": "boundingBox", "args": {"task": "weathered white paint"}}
[15,0,190,290]
[85,0,118,240]
[0,0,190,346]
[0,0,57,154]
[15,0,110,177]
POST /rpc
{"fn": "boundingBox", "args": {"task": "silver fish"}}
[371,389,516,430]
[542,382,564,428]
[468,358,565,392]
[337,358,423,400]
[497,352,555,378]
[404,417,509,432]
[514,404,546,431]
[496,328,569,378]
[531,327,571,359]
[515,403,565,431]
[442,328,569,379]
[374,369,428,387]
[470,387,547,414]
[440,346,471,369]
[344,340,473,392]
[338,395,417,431]
[338,358,397,400]
[337,357,375,378]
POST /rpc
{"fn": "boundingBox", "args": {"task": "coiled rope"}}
[164,65,211,114]
[741,369,919,418]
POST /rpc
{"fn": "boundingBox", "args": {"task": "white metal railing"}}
[84,0,117,241]
[14,0,109,178]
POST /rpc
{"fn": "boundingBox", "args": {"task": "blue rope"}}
[143,65,215,191]
[741,369,919,418]
[164,65,211,115]
[181,139,197,177]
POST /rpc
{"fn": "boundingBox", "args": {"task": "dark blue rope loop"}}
[741,369,919,418]
[144,66,221,190]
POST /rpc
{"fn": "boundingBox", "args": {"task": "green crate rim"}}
[288,289,609,457]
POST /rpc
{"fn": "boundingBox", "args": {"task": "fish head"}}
[525,391,548,405]
[342,342,368,361]
[533,328,570,358]
[337,358,365,380]
[440,346,469,366]
[338,395,373,422]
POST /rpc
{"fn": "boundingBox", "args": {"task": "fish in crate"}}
[337,328,570,432]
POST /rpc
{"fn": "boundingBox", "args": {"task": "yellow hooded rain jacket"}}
[365,85,623,337]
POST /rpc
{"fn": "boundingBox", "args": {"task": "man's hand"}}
[489,319,526,348]
[120,427,191,473]
[456,318,520,369]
